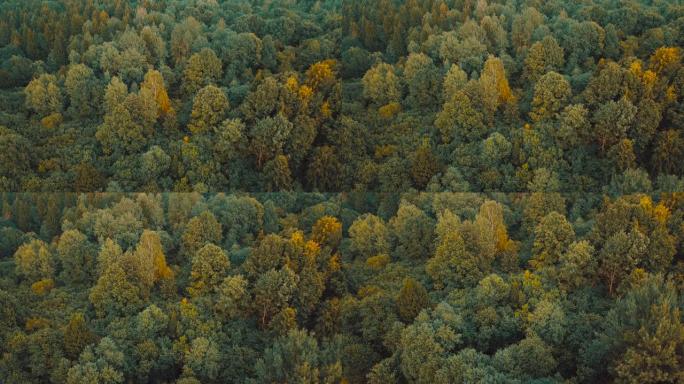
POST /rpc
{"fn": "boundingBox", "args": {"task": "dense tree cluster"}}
[1,0,684,382]
[0,0,681,192]
[0,191,682,383]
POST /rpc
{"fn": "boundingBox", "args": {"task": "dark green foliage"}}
[0,0,680,192]
[1,0,683,382]
[0,191,681,383]
[397,278,430,322]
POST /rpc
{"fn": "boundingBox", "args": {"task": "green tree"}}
[592,97,637,153]
[389,202,435,260]
[400,320,445,384]
[0,127,32,186]
[348,214,391,258]
[206,193,264,247]
[96,103,146,156]
[403,53,440,107]
[66,337,125,384]
[397,278,430,322]
[57,229,95,285]
[188,243,229,297]
[183,337,221,382]
[254,328,342,383]
[427,230,483,289]
[555,104,590,149]
[181,211,222,257]
[584,274,684,383]
[182,48,223,95]
[442,64,468,101]
[511,7,545,52]
[410,140,440,189]
[249,114,293,169]
[213,118,245,165]
[65,63,101,117]
[651,130,684,175]
[89,260,143,318]
[558,240,597,292]
[439,31,488,74]
[170,16,203,64]
[214,275,248,320]
[306,146,343,191]
[104,76,128,113]
[252,267,298,328]
[529,71,571,122]
[611,277,684,383]
[524,36,564,82]
[493,335,557,380]
[64,312,96,360]
[530,212,575,271]
[188,85,229,135]
[14,239,53,283]
[96,238,123,276]
[435,90,486,143]
[362,62,401,105]
[25,74,62,117]
[599,227,648,295]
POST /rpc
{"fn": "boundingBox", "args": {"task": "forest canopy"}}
[0,0,683,192]
[0,0,683,383]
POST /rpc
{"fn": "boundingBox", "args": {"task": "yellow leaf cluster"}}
[328,253,342,273]
[306,59,336,89]
[321,100,332,118]
[298,85,313,102]
[639,195,653,211]
[649,47,681,73]
[40,112,62,129]
[142,70,173,115]
[654,203,671,225]
[378,102,401,119]
[180,297,198,319]
[312,216,342,246]
[631,59,658,94]
[495,229,517,254]
[374,144,396,159]
[304,240,321,260]
[366,254,390,270]
[639,195,670,225]
[25,317,49,331]
[626,268,648,289]
[514,303,529,320]
[155,252,174,280]
[31,278,54,295]
[642,70,657,88]
[98,10,109,24]
[666,85,677,103]
[290,230,305,245]
[286,75,299,92]
[498,78,514,104]
[522,270,542,290]
[482,56,515,107]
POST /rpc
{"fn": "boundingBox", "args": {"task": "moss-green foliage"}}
[1,0,684,382]
[0,191,680,383]
[0,0,680,192]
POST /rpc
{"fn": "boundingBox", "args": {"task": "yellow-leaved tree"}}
[141,69,174,116]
